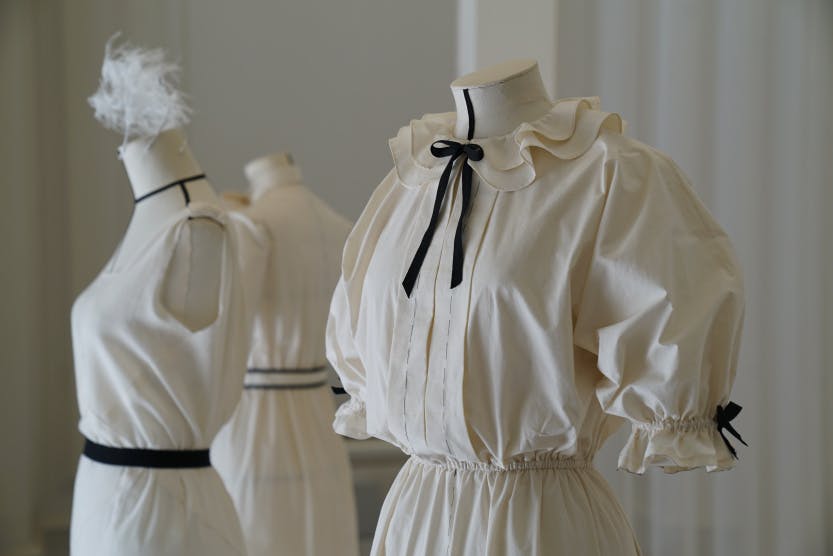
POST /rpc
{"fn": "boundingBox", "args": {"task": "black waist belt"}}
[83,438,211,469]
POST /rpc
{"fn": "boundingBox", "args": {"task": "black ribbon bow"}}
[401,139,484,297]
[714,401,748,459]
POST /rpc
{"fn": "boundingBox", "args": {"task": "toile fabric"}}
[212,177,360,556]
[70,202,267,556]
[326,97,746,555]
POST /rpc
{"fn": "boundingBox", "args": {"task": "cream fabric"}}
[327,97,745,554]
[70,202,266,556]
[212,182,359,556]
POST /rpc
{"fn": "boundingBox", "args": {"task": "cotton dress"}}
[326,97,746,555]
[70,202,266,556]
[212,172,360,556]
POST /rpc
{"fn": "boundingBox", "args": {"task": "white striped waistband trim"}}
[243,366,329,389]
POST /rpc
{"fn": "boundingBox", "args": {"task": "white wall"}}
[184,1,458,220]
[0,1,455,554]
[457,0,558,92]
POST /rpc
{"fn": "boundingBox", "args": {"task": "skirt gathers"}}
[371,456,643,556]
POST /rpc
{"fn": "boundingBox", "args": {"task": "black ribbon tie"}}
[714,401,748,459]
[402,89,483,298]
[401,140,483,297]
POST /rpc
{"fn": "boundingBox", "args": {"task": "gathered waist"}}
[243,365,329,389]
[410,454,592,472]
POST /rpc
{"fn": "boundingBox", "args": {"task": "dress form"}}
[451,59,552,139]
[244,152,302,200]
[325,58,745,555]
[212,150,360,556]
[118,127,223,330]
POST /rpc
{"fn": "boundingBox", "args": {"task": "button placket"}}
[386,186,436,447]
[445,185,498,459]
[425,171,478,456]
[400,171,462,453]
[424,175,462,455]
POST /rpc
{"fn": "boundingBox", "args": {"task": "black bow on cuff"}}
[715,401,748,459]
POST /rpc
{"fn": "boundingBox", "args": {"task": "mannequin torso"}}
[116,128,223,330]
[451,59,552,139]
[244,152,302,200]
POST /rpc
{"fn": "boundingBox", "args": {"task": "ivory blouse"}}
[326,97,745,554]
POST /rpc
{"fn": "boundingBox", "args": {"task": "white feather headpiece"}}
[88,34,191,152]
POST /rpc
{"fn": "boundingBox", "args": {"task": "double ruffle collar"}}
[389,97,623,191]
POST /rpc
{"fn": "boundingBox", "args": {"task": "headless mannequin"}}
[244,152,302,200]
[118,127,223,330]
[451,59,552,139]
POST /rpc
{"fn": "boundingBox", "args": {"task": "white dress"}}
[70,202,266,556]
[326,97,746,555]
[212,177,360,556]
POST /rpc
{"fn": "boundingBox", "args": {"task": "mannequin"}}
[71,38,263,556]
[244,152,302,200]
[327,59,746,556]
[212,151,359,556]
[451,58,552,139]
[117,127,223,330]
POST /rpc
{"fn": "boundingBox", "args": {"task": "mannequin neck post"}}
[451,59,553,139]
[244,152,302,200]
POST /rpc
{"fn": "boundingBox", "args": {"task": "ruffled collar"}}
[388,97,623,191]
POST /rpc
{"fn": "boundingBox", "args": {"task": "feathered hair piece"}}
[88,34,191,152]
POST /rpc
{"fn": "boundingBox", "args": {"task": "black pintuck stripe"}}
[464,88,475,140]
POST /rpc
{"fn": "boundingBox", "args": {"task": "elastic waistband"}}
[411,455,591,472]
[83,438,211,469]
[244,366,329,390]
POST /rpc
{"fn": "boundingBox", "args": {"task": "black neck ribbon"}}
[714,401,748,459]
[134,173,206,205]
[401,89,483,297]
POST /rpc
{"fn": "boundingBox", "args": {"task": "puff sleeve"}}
[327,273,369,439]
[573,145,746,474]
[326,170,398,439]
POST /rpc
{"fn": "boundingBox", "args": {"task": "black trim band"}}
[83,438,211,468]
[134,173,206,205]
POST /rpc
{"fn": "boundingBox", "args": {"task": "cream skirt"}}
[212,386,359,556]
[70,456,245,555]
[371,456,643,555]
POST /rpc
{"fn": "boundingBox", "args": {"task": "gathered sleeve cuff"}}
[333,397,370,440]
[617,414,739,474]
